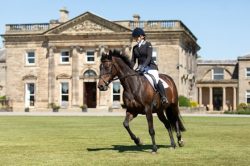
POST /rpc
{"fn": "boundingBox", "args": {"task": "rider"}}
[131,27,168,104]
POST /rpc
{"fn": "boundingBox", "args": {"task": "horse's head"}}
[98,50,118,91]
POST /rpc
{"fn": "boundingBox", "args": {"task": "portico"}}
[197,81,238,111]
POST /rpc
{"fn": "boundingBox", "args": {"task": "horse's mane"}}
[109,50,133,69]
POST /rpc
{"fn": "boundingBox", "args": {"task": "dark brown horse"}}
[98,50,185,153]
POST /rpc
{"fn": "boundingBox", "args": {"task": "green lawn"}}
[0,116,250,166]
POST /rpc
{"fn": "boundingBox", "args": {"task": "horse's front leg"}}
[123,111,142,146]
[145,107,157,153]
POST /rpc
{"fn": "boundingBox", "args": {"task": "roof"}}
[0,48,6,62]
[197,59,237,65]
[238,54,250,60]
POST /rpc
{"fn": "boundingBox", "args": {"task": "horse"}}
[98,50,185,153]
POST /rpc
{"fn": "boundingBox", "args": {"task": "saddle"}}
[143,72,169,90]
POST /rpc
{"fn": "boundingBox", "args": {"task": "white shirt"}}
[138,40,145,47]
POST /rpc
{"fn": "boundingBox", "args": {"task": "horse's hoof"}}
[178,140,184,147]
[134,137,143,146]
[151,151,157,154]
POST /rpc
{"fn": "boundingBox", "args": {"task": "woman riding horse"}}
[98,48,185,153]
[131,27,168,104]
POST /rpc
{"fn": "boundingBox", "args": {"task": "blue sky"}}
[0,0,250,60]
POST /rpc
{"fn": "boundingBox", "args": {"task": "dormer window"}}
[213,68,224,80]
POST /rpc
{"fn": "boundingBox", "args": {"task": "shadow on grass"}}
[87,144,172,153]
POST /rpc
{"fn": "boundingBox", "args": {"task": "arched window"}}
[84,70,97,78]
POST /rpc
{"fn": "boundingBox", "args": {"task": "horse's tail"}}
[165,104,186,132]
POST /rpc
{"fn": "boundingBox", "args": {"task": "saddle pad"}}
[144,73,169,90]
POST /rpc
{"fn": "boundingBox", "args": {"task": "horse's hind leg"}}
[173,105,185,147]
[157,110,176,148]
[175,120,184,147]
[123,111,142,146]
[145,108,157,153]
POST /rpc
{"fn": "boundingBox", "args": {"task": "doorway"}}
[213,88,222,110]
[84,82,96,108]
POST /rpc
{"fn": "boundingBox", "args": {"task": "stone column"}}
[222,87,226,111]
[209,87,213,110]
[233,87,237,111]
[71,46,79,107]
[198,87,202,107]
[48,47,56,104]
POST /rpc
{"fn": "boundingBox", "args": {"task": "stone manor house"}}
[1,9,249,112]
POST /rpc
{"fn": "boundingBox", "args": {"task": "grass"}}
[0,116,250,166]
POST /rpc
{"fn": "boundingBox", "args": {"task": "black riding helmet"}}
[132,27,145,37]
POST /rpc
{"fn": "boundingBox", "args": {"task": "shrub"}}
[0,96,6,100]
[237,103,248,110]
[178,95,190,107]
[190,101,198,108]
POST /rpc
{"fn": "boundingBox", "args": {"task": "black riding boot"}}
[157,81,168,104]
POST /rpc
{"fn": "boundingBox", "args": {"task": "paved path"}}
[0,111,250,117]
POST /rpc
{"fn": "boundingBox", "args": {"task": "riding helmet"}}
[132,27,145,37]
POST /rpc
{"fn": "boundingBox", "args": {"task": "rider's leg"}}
[157,80,168,104]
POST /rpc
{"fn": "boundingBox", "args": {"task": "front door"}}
[213,88,222,111]
[84,82,96,108]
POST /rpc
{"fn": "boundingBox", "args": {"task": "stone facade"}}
[1,10,199,112]
[196,60,238,111]
[238,55,250,104]
[0,48,6,96]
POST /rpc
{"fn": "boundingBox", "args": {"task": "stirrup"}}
[161,97,168,104]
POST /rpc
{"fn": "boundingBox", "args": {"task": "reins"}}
[99,60,139,86]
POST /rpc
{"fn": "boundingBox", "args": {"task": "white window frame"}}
[112,81,121,102]
[26,51,35,65]
[245,68,250,78]
[25,83,35,107]
[246,90,250,103]
[86,50,95,63]
[212,68,224,80]
[60,82,69,108]
[60,50,70,64]
[152,47,157,64]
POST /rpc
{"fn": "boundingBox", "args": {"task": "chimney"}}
[133,14,140,22]
[59,7,69,22]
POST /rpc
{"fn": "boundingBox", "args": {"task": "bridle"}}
[99,59,138,87]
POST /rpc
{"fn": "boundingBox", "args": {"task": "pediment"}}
[56,73,72,79]
[45,12,131,34]
[22,74,37,80]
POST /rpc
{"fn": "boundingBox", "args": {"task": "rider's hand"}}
[138,67,145,75]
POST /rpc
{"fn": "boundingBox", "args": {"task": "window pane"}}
[86,51,95,62]
[246,68,250,77]
[87,57,95,61]
[61,51,70,62]
[113,82,120,101]
[27,52,35,64]
[214,75,224,80]
[152,48,157,63]
[28,58,35,64]
[214,68,223,74]
[113,82,120,93]
[213,68,224,80]
[28,52,35,57]
[28,84,35,94]
[62,95,69,101]
[62,57,69,62]
[62,51,69,56]
[113,95,120,101]
[30,96,35,106]
[61,83,69,94]
[84,70,97,77]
